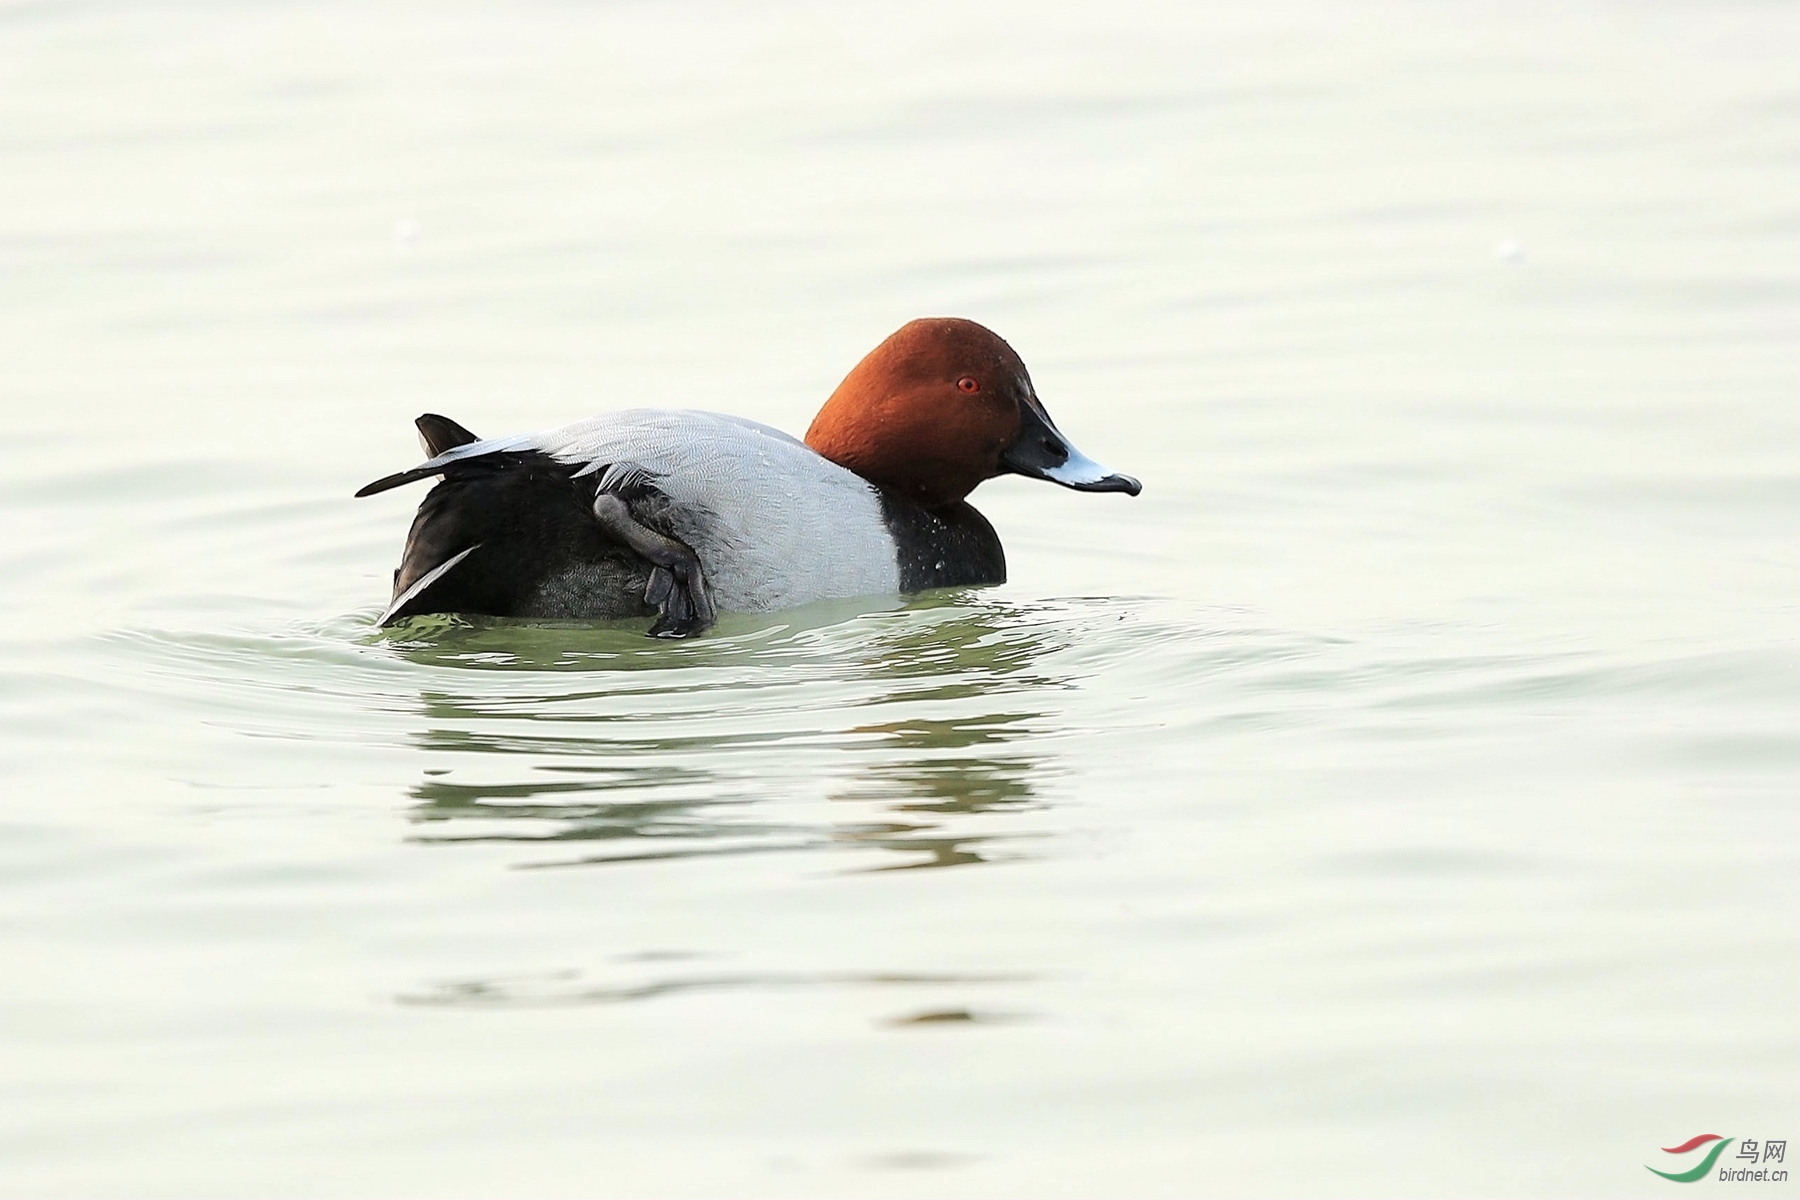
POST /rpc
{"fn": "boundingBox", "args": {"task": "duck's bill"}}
[1039,447,1143,494]
[999,395,1143,496]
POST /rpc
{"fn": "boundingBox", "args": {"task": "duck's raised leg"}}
[590,494,716,637]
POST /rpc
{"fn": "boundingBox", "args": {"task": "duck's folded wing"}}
[356,408,900,616]
[356,410,713,496]
[354,430,546,497]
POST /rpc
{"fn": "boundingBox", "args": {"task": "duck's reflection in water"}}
[398,967,1032,1008]
[826,714,1046,871]
[410,774,803,867]
[390,598,1067,873]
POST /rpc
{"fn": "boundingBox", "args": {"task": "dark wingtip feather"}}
[356,414,482,497]
[355,467,439,498]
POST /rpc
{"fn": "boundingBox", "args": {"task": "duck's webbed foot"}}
[590,494,716,637]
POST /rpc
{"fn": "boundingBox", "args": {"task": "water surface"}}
[0,2,1794,1196]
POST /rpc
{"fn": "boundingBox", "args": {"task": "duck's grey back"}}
[521,409,902,612]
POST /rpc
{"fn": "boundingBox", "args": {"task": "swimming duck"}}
[356,317,1141,636]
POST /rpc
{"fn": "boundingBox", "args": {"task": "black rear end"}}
[383,452,652,623]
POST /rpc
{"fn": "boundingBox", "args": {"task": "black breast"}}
[877,493,1006,592]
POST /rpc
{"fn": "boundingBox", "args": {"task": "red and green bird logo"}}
[1648,1135,1733,1182]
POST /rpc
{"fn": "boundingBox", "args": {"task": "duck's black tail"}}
[415,412,479,457]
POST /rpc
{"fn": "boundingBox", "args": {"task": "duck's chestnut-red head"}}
[804,317,1141,511]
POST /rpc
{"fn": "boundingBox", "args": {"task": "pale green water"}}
[1,2,1795,1196]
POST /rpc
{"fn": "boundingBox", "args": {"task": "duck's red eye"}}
[957,376,980,393]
